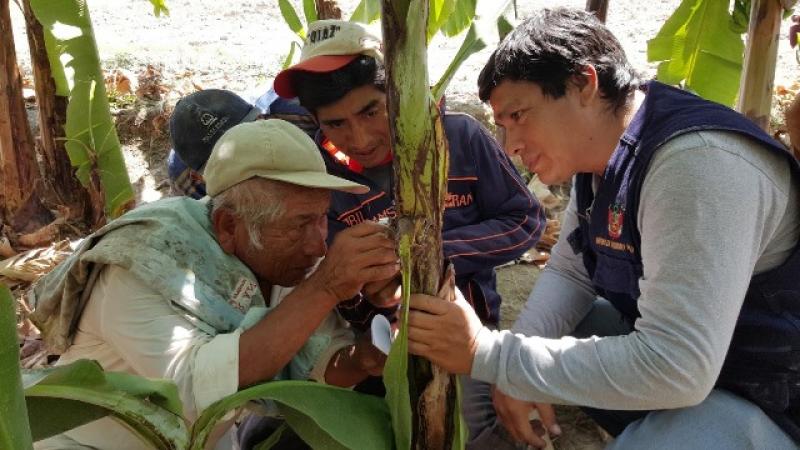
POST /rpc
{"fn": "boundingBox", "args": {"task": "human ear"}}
[212,208,238,254]
[573,65,599,107]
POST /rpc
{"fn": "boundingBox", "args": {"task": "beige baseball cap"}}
[204,119,368,196]
[274,19,383,98]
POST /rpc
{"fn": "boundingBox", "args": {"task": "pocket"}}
[592,252,642,300]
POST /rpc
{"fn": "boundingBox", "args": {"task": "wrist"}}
[301,272,340,307]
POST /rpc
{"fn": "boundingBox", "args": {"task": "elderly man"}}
[30,119,397,449]
[273,19,545,333]
[406,7,800,450]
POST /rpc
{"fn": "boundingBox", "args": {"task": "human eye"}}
[510,109,526,122]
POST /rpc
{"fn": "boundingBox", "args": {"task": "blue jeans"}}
[462,299,798,449]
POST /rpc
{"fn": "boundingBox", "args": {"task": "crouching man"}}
[29,119,398,449]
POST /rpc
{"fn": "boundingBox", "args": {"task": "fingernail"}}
[549,424,561,436]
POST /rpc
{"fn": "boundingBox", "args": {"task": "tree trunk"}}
[0,0,39,225]
[736,0,782,131]
[22,0,92,225]
[586,0,609,22]
[315,0,342,19]
[381,1,456,449]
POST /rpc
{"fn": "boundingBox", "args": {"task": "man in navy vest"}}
[405,7,800,449]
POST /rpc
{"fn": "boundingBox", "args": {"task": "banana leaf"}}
[148,0,169,16]
[0,285,33,450]
[350,0,382,23]
[23,359,187,448]
[439,0,476,37]
[647,0,744,106]
[279,0,307,39]
[28,0,135,219]
[303,0,317,24]
[188,380,393,450]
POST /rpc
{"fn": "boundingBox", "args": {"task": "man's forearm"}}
[238,280,338,387]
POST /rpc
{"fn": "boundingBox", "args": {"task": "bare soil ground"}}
[8,1,800,448]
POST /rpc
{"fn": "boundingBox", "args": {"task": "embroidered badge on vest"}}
[607,204,625,240]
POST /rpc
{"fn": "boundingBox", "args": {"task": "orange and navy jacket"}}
[318,112,546,329]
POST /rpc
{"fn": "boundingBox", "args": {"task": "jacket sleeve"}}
[442,119,546,275]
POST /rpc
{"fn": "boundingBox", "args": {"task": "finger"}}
[511,412,546,448]
[406,338,432,357]
[350,247,400,268]
[408,293,451,314]
[535,404,561,437]
[346,221,393,237]
[407,309,449,331]
[362,263,403,284]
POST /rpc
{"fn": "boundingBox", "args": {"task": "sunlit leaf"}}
[350,0,381,23]
[302,0,317,24]
[440,0,476,37]
[427,0,455,41]
[28,0,135,218]
[279,0,306,39]
[147,0,169,17]
[282,41,301,69]
[647,0,744,106]
[432,0,511,100]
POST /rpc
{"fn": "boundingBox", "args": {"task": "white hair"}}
[210,178,288,250]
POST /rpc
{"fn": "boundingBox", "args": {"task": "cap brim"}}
[257,171,369,194]
[274,54,360,98]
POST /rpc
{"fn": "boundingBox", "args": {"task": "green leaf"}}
[302,0,317,24]
[28,0,135,218]
[646,0,744,106]
[427,0,455,41]
[432,0,511,100]
[282,41,301,69]
[383,234,414,450]
[440,0,476,37]
[23,360,188,448]
[279,0,306,39]
[431,23,486,101]
[0,285,33,450]
[147,0,170,17]
[497,14,514,40]
[350,0,381,24]
[188,380,392,450]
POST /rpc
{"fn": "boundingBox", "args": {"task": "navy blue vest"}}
[568,81,800,440]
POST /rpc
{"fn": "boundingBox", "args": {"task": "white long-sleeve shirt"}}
[38,265,352,450]
[471,130,800,410]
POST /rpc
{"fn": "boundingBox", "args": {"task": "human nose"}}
[503,126,524,157]
[350,120,371,150]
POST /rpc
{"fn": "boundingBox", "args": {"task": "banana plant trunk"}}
[380,1,457,449]
[22,0,94,226]
[0,0,40,225]
[314,0,342,19]
[736,0,784,130]
[586,0,609,22]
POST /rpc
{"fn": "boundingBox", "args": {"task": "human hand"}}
[493,388,560,449]
[406,270,484,374]
[309,222,398,302]
[363,276,401,308]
